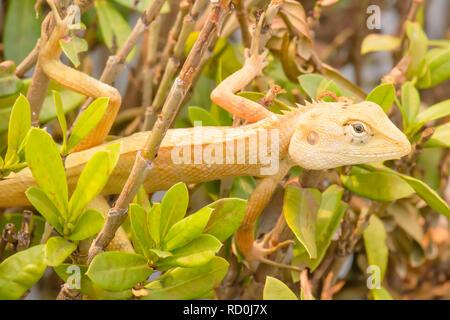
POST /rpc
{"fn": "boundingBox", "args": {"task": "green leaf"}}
[298,74,342,101]
[45,236,76,267]
[68,143,120,221]
[417,47,450,89]
[129,204,153,258]
[361,34,401,54]
[95,0,134,61]
[149,249,172,259]
[230,176,256,200]
[203,198,247,242]
[54,264,132,300]
[53,91,68,152]
[398,173,450,219]
[401,82,420,128]
[364,215,388,281]
[87,252,153,291]
[366,83,395,113]
[162,207,213,251]
[25,186,64,234]
[387,203,423,243]
[26,128,68,217]
[341,171,414,202]
[39,81,85,123]
[59,36,88,68]
[160,182,189,240]
[417,148,442,190]
[415,99,450,125]
[298,74,324,99]
[143,257,228,300]
[361,164,450,219]
[67,209,105,241]
[111,0,170,14]
[148,203,161,246]
[136,185,151,212]
[3,0,42,64]
[370,287,393,300]
[425,123,450,148]
[406,21,428,75]
[66,97,109,153]
[157,234,222,269]
[4,94,31,164]
[291,186,347,278]
[263,276,297,300]
[316,79,342,102]
[283,186,321,259]
[0,67,23,98]
[0,245,46,300]
[322,65,367,101]
[188,106,219,127]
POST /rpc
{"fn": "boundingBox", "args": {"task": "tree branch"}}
[87,0,233,263]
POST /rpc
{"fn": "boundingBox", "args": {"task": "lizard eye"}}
[344,121,371,144]
[352,123,365,134]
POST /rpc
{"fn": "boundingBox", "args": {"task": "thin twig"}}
[300,269,314,300]
[235,0,252,48]
[141,16,163,109]
[143,0,209,130]
[257,84,286,108]
[320,272,345,300]
[154,0,193,83]
[0,223,15,261]
[16,210,32,252]
[87,0,234,263]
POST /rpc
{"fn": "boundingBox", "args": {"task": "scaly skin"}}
[0,3,411,262]
[0,101,411,260]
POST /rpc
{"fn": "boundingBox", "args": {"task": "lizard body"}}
[0,3,411,262]
[0,100,411,260]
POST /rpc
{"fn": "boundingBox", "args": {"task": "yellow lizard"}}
[0,2,411,263]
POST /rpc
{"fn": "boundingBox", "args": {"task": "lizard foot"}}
[47,0,78,28]
[243,48,269,77]
[237,233,298,271]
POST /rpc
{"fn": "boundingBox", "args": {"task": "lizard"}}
[0,2,411,263]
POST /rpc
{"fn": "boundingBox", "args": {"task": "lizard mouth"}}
[347,151,404,157]
[345,147,411,160]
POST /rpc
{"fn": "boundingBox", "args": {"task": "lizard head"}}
[288,101,411,170]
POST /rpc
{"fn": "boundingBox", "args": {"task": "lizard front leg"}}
[38,0,121,152]
[235,159,293,264]
[210,42,273,123]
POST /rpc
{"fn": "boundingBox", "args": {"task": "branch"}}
[235,0,252,48]
[142,0,209,130]
[0,223,15,262]
[16,210,32,252]
[87,0,233,263]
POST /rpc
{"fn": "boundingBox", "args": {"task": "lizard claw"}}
[244,48,269,76]
[235,235,296,272]
[47,0,78,28]
[245,238,294,262]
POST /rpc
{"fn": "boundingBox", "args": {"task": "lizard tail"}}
[86,196,135,253]
[0,169,34,208]
[40,59,122,152]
